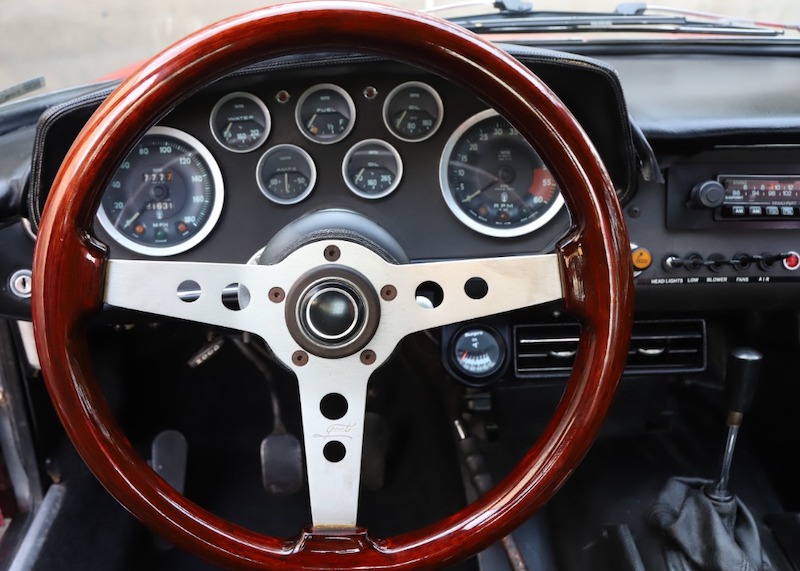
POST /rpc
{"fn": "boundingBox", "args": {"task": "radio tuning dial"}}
[689,180,725,209]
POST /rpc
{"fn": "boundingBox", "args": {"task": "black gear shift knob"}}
[725,347,763,421]
[706,347,764,501]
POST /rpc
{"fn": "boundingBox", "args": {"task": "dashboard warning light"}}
[783,251,800,271]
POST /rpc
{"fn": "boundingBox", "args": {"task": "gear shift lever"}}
[648,346,770,570]
[705,347,763,502]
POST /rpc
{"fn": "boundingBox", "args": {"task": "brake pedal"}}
[150,430,188,551]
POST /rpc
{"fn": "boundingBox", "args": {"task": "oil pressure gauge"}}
[342,139,402,199]
[450,326,506,383]
[383,81,443,142]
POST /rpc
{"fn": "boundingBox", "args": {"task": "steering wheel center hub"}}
[286,264,381,358]
[302,282,362,342]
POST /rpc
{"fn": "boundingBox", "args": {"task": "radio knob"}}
[689,180,725,209]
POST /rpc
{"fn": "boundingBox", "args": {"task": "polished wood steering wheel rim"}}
[31,1,634,569]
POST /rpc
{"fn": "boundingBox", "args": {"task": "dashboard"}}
[5,47,800,386]
[24,54,635,268]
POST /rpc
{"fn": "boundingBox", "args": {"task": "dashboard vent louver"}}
[514,319,705,378]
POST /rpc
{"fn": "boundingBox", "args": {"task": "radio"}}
[689,175,800,220]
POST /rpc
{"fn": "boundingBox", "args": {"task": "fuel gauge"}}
[451,326,505,381]
[296,84,356,144]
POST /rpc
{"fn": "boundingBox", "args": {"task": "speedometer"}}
[439,109,564,237]
[97,126,224,256]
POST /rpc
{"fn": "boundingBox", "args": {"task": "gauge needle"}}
[395,110,407,128]
[306,113,318,134]
[450,161,500,202]
[223,122,233,139]
[285,172,288,192]
[460,351,470,362]
[354,168,365,184]
[122,211,141,229]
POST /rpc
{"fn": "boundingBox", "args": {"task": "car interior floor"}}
[20,311,800,570]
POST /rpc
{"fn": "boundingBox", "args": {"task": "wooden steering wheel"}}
[31,1,633,569]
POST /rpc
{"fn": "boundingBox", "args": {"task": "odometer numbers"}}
[97,126,224,256]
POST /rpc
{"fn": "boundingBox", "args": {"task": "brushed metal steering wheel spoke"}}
[294,361,371,528]
[104,258,285,338]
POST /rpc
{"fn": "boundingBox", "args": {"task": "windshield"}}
[2,0,800,94]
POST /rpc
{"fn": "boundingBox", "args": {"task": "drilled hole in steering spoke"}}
[323,441,346,463]
[415,281,443,309]
[177,280,201,303]
[464,277,488,300]
[320,393,348,420]
[221,283,251,311]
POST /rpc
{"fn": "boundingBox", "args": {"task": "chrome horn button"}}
[302,282,363,343]
[286,265,381,358]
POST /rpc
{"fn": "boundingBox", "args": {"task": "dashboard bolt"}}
[324,245,341,262]
[628,206,641,218]
[292,351,309,366]
[269,287,285,303]
[275,90,290,104]
[381,285,397,301]
[360,350,376,365]
[363,86,378,100]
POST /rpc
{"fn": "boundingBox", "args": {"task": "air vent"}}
[515,319,705,378]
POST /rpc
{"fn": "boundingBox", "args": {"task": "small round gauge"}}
[342,139,403,199]
[256,144,317,205]
[451,326,505,380]
[295,83,356,144]
[97,126,224,256]
[210,92,271,152]
[440,109,565,238]
[383,81,443,142]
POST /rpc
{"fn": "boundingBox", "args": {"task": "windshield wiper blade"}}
[448,4,786,36]
[617,3,800,32]
[0,77,46,106]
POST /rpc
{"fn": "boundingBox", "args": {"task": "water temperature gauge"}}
[450,326,506,383]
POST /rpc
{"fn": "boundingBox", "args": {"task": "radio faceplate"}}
[666,147,800,231]
[718,175,800,220]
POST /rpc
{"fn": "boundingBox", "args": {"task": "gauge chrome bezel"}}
[295,83,356,145]
[96,126,225,257]
[341,138,403,200]
[209,91,271,153]
[382,81,444,143]
[256,143,317,205]
[439,109,565,238]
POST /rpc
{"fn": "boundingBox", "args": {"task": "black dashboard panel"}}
[8,47,800,322]
[27,55,636,264]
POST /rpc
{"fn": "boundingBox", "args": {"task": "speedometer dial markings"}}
[439,109,564,237]
[97,126,224,256]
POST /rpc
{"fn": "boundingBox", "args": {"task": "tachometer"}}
[439,109,564,237]
[97,126,224,256]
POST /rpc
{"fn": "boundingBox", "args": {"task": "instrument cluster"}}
[96,79,565,256]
